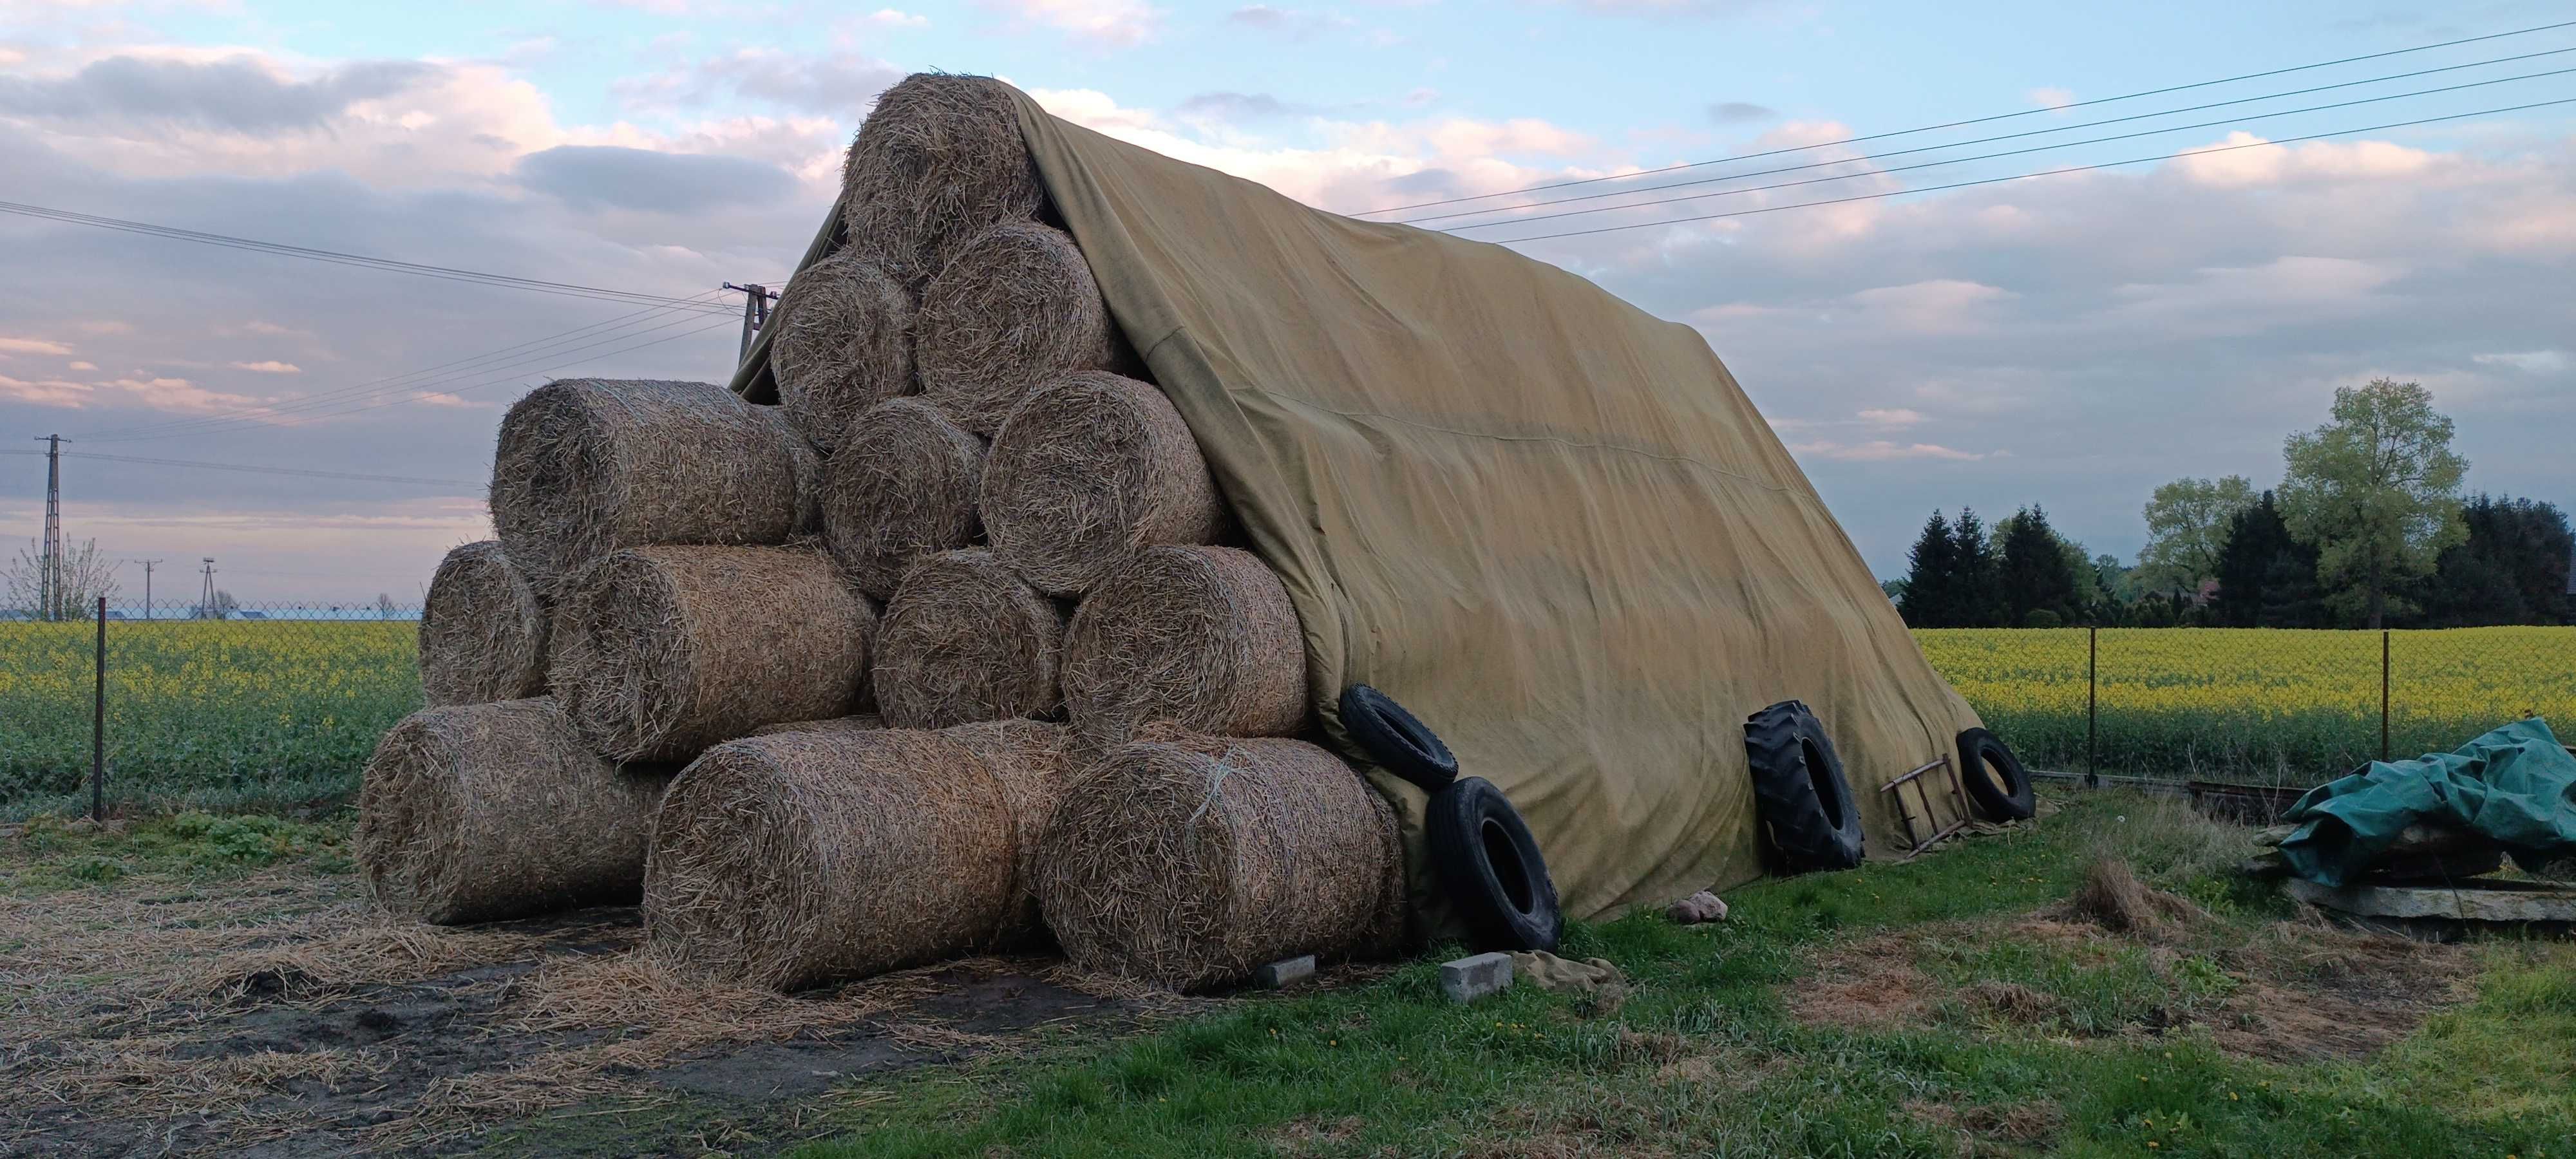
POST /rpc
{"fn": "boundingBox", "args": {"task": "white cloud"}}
[2027,87,2074,111]
[0,373,91,407]
[867,8,929,26]
[1857,407,1926,426]
[987,0,1164,46]
[1790,440,1991,462]
[66,360,97,370]
[2473,350,2568,373]
[229,359,302,373]
[103,375,265,413]
[2175,131,2438,189]
[0,337,76,356]
[1846,279,2014,333]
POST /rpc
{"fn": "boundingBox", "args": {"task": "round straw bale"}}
[553,545,875,763]
[983,371,1224,596]
[1037,731,1401,990]
[1063,545,1306,752]
[357,697,674,925]
[490,379,820,601]
[644,726,1037,989]
[915,223,1118,435]
[417,540,548,706]
[840,73,1045,292]
[873,550,1065,729]
[820,398,985,598]
[746,713,885,739]
[770,252,915,453]
[941,719,1075,940]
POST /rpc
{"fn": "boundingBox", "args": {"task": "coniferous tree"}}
[1951,507,2005,628]
[2418,495,2576,627]
[2210,492,2321,628]
[1897,510,1958,627]
[1997,505,2081,626]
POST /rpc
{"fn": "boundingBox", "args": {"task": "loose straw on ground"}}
[820,397,986,598]
[873,549,1065,729]
[983,370,1224,596]
[417,540,548,706]
[840,73,1045,293]
[768,251,916,454]
[915,223,1118,435]
[1063,545,1307,753]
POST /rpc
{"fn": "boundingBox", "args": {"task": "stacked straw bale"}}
[873,549,1064,729]
[357,697,672,925]
[916,223,1118,435]
[553,545,875,762]
[418,540,548,706]
[983,370,1225,596]
[1038,728,1402,990]
[490,378,819,600]
[841,73,1043,292]
[769,251,915,453]
[748,714,885,738]
[644,721,1072,990]
[820,397,986,598]
[1062,545,1307,753]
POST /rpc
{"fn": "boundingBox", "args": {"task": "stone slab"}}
[1439,952,1514,1004]
[1253,955,1316,989]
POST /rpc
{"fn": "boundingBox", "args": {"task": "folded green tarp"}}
[2278,717,2576,887]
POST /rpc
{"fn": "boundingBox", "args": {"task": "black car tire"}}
[1744,700,1865,872]
[1340,684,1459,793]
[1425,777,1562,952]
[1957,727,2036,821]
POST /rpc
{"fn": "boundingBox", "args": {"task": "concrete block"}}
[1254,955,1316,988]
[1439,951,1514,1004]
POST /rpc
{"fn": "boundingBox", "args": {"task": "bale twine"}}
[840,73,1045,292]
[1037,730,1401,990]
[357,697,673,925]
[553,545,874,763]
[746,713,884,739]
[644,724,1065,990]
[490,379,820,600]
[983,371,1225,596]
[1063,545,1307,753]
[769,251,915,454]
[417,540,548,706]
[820,398,985,598]
[915,223,1118,435]
[873,550,1065,729]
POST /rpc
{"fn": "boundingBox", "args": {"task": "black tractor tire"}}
[1340,684,1459,793]
[1957,727,2037,821]
[1743,700,1864,872]
[1425,777,1562,952]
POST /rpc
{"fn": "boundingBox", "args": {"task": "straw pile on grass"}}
[873,549,1064,729]
[357,697,672,925]
[983,370,1225,596]
[490,379,819,599]
[820,397,986,598]
[916,223,1118,435]
[553,545,875,762]
[417,540,548,706]
[1037,729,1401,990]
[1063,545,1307,751]
[768,250,915,453]
[840,73,1043,292]
[643,721,1070,990]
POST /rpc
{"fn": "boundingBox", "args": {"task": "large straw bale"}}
[1063,545,1306,751]
[984,370,1225,596]
[941,719,1076,938]
[820,398,985,598]
[643,721,1071,990]
[873,549,1065,729]
[1037,730,1401,990]
[417,540,548,706]
[490,378,819,600]
[746,714,885,739]
[840,73,1044,292]
[769,252,916,453]
[915,223,1118,435]
[553,545,874,762]
[357,697,672,925]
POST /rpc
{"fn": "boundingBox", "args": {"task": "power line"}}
[0,448,473,487]
[1400,45,2576,226]
[1354,17,2576,217]
[1482,96,2576,245]
[1434,67,2576,234]
[0,200,741,315]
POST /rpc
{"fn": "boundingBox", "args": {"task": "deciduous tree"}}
[2278,379,2468,630]
[2137,475,2256,592]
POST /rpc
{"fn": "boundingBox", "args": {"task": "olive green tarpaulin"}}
[733,83,1987,931]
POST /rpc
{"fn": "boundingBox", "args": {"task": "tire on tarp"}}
[1338,684,1459,793]
[1424,776,1561,952]
[1745,700,1864,872]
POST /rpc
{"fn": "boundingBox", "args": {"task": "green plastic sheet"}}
[2278,717,2576,887]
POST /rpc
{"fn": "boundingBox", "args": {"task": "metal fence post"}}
[2086,624,2099,788]
[92,596,106,822]
[2380,629,2391,763]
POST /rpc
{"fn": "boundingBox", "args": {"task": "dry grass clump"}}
[873,549,1065,728]
[176,923,551,1005]
[645,725,1070,990]
[417,540,549,706]
[769,250,916,453]
[356,698,674,925]
[1063,545,1307,752]
[983,370,1225,596]
[821,397,987,598]
[2065,858,2204,934]
[1037,730,1401,990]
[840,73,1045,292]
[916,223,1119,435]
[747,713,885,738]
[553,545,875,762]
[489,378,819,599]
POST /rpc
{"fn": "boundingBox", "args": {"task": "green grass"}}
[790,793,2573,1158]
[3,809,355,893]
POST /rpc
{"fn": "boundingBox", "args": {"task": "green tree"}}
[1951,507,2005,627]
[1896,511,1958,627]
[2209,491,2322,628]
[1995,505,2081,626]
[2136,475,2257,592]
[2416,495,2574,627]
[2278,379,2469,630]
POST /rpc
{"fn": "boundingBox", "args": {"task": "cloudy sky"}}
[2,0,2570,601]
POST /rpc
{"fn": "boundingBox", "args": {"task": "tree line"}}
[1888,379,2575,630]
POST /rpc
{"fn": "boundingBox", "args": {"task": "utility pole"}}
[35,434,62,621]
[197,558,217,620]
[724,282,779,364]
[134,559,162,621]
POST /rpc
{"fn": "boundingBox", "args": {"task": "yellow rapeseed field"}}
[1916,626,2576,779]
